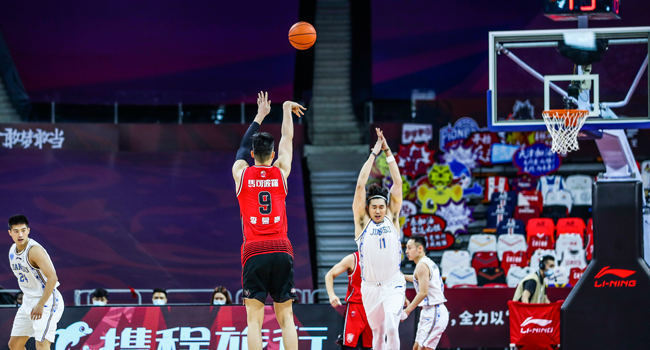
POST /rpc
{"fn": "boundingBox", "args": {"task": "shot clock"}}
[544,0,620,21]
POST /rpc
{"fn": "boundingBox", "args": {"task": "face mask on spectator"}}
[93,300,107,306]
[153,299,166,306]
[213,300,226,305]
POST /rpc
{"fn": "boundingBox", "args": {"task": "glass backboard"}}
[488,26,650,131]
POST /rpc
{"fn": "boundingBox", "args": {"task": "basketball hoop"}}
[542,109,589,154]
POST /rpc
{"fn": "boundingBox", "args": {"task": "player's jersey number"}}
[19,273,28,283]
[258,191,272,215]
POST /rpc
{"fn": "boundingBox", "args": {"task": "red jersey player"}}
[325,252,372,350]
[232,92,305,350]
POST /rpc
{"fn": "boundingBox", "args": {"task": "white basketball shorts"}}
[11,290,64,342]
[415,303,449,349]
[361,272,406,350]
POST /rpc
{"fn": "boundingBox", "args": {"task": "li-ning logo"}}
[520,317,554,334]
[594,266,637,288]
[521,317,553,327]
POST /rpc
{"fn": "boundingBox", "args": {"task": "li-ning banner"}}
[0,305,417,350]
[508,301,562,348]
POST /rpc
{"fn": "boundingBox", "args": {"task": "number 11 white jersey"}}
[356,217,402,282]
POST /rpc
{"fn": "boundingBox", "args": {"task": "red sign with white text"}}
[402,215,454,250]
[508,301,562,349]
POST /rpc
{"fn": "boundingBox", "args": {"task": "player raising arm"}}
[232,92,305,350]
[353,128,403,240]
[352,128,405,350]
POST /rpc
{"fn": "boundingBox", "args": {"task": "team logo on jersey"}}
[244,289,250,297]
[350,311,356,317]
[346,333,354,344]
[55,322,93,350]
[9,253,14,260]
[291,288,296,295]
[594,266,637,288]
[260,171,266,178]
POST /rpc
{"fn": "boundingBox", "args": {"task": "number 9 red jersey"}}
[237,165,292,265]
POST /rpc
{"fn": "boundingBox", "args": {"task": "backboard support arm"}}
[594,129,639,179]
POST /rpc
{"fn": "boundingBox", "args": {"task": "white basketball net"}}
[542,109,589,154]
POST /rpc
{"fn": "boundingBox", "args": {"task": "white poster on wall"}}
[402,123,433,144]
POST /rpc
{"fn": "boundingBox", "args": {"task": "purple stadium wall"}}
[0,124,310,304]
[0,1,299,105]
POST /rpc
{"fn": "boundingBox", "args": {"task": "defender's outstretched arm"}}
[353,132,384,238]
[378,129,403,220]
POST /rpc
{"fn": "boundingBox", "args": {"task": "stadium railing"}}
[74,288,318,305]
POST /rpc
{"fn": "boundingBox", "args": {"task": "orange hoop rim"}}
[542,109,589,127]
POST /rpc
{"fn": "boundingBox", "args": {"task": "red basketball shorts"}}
[342,302,373,347]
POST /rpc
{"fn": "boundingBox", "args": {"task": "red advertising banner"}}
[0,305,416,350]
[508,301,562,349]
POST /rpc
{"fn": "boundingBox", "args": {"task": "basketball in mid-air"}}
[288,22,317,50]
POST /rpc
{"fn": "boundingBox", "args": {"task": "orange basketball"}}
[288,21,316,50]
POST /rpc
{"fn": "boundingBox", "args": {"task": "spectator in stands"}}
[513,255,555,304]
[91,288,109,306]
[152,288,167,305]
[211,286,232,305]
[15,292,23,307]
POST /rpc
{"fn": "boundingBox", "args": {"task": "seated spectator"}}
[152,288,167,305]
[15,292,23,307]
[92,288,109,306]
[211,286,232,305]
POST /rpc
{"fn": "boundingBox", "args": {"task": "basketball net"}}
[542,109,589,154]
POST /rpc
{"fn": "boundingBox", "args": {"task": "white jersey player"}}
[353,128,405,350]
[404,237,449,350]
[7,215,64,350]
